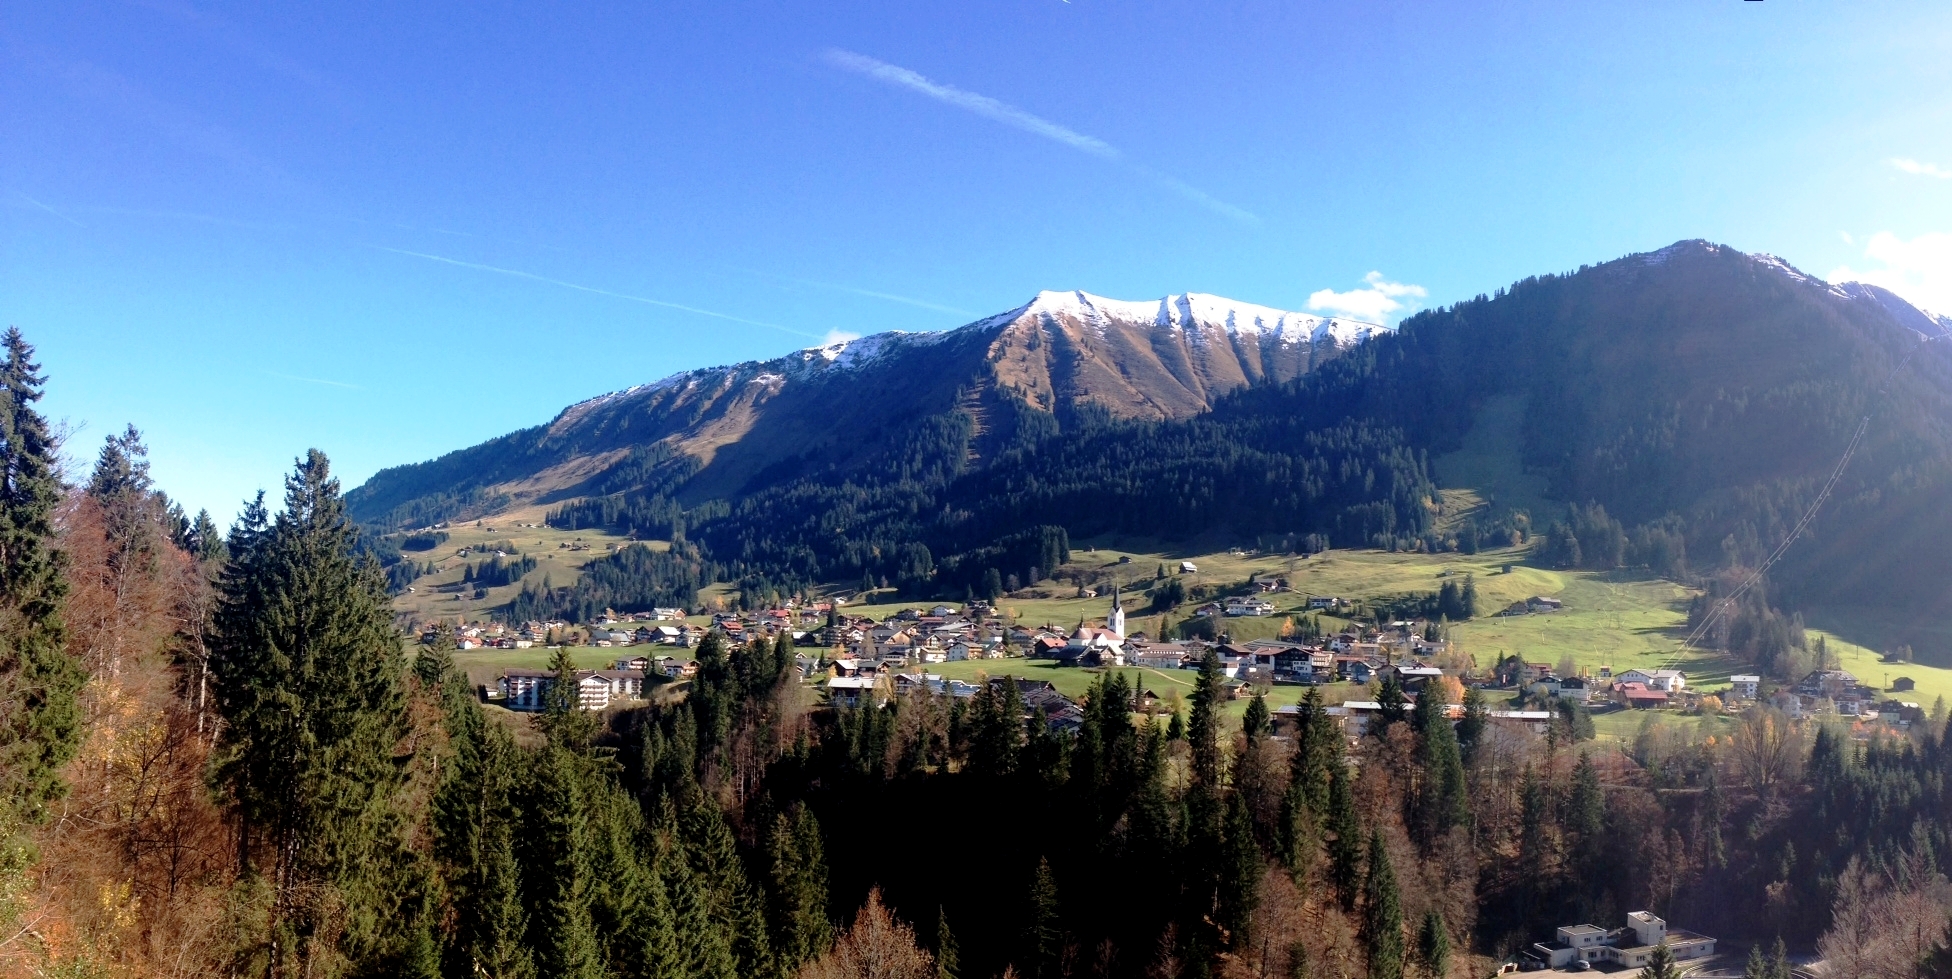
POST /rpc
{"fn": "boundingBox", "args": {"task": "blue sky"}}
[4,0,1949,522]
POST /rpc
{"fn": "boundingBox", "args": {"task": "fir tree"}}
[1768,938,1790,979]
[1375,674,1409,731]
[1701,767,1727,871]
[1293,687,1340,813]
[1742,945,1768,979]
[1242,690,1271,742]
[935,906,961,979]
[435,718,534,979]
[187,507,227,566]
[87,423,163,586]
[0,327,82,830]
[207,450,411,975]
[1189,650,1224,786]
[969,678,1026,777]
[1361,829,1404,979]
[1414,681,1470,845]
[1638,943,1680,979]
[1415,909,1450,979]
[1218,789,1263,947]
[1455,685,1488,764]
[1327,759,1363,910]
[1568,752,1606,887]
[625,833,682,979]
[1025,856,1062,979]
[540,645,598,748]
[683,798,773,979]
[665,829,738,979]
[768,803,833,972]
[520,745,604,979]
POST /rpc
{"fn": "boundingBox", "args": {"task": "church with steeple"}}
[1057,583,1128,667]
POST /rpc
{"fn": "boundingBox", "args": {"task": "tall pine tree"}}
[1361,829,1404,979]
[207,450,412,977]
[1188,651,1224,786]
[1327,759,1363,911]
[1415,909,1450,979]
[1024,856,1062,979]
[1217,788,1263,948]
[1413,681,1470,846]
[767,803,833,973]
[0,327,82,830]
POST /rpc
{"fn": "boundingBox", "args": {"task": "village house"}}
[1224,596,1276,617]
[1325,700,1384,737]
[827,675,888,709]
[1382,664,1446,691]
[1616,682,1668,709]
[1730,674,1761,700]
[1127,640,1191,670]
[1797,669,1868,701]
[1488,709,1554,736]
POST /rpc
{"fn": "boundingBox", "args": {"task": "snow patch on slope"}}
[1022,290,1386,346]
[566,289,1384,418]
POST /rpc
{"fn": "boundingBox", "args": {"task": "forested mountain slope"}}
[346,291,1383,528]
[354,241,1952,646]
[1289,241,1952,622]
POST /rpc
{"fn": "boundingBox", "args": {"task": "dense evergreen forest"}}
[8,325,1952,978]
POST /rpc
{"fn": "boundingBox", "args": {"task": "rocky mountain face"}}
[347,291,1384,525]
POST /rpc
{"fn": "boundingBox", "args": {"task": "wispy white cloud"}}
[1307,272,1427,324]
[816,284,974,317]
[1130,166,1260,225]
[14,192,86,228]
[130,0,352,112]
[370,246,821,339]
[824,49,1256,223]
[821,330,863,347]
[824,49,1117,159]
[1890,157,1952,179]
[1830,231,1952,315]
[745,268,976,317]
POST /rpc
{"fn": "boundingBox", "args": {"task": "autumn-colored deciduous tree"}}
[798,888,935,979]
[1731,706,1801,790]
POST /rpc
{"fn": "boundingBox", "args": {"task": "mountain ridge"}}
[347,289,1385,526]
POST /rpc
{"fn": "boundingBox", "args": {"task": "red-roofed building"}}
[1617,682,1668,709]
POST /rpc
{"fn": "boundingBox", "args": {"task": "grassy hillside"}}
[386,517,644,625]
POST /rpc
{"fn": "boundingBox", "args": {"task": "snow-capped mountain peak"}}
[1019,289,1386,346]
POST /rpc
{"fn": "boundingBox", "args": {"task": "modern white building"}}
[1730,675,1761,700]
[1526,912,1715,971]
[498,668,646,711]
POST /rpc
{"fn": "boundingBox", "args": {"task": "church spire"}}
[1108,581,1126,638]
